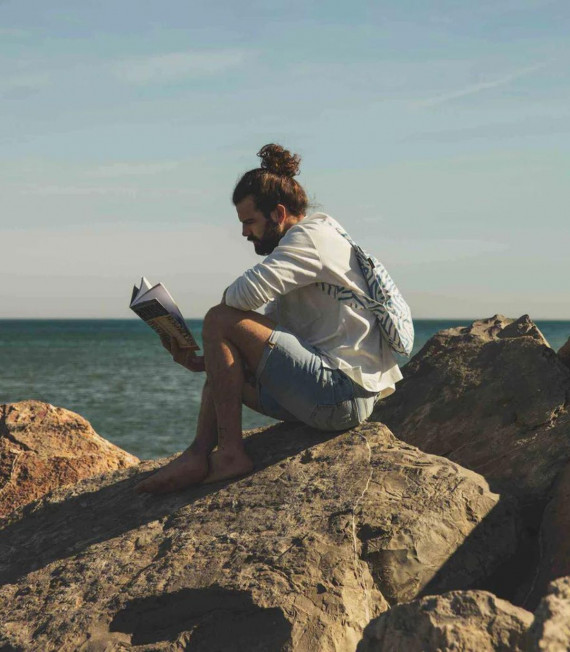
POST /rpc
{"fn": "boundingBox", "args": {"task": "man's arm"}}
[224,225,322,311]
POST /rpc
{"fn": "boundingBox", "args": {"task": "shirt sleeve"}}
[224,224,323,311]
[263,298,280,323]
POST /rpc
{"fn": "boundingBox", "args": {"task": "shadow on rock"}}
[109,586,291,650]
[417,495,524,602]
[0,421,336,586]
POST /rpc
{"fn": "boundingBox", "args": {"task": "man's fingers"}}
[171,339,186,364]
[164,336,204,371]
[188,355,206,372]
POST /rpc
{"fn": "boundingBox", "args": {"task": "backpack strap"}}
[317,226,414,357]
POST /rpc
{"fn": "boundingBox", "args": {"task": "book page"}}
[129,278,200,352]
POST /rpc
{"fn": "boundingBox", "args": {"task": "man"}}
[136,144,404,494]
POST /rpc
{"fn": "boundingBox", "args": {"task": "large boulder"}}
[526,576,570,651]
[0,401,139,519]
[558,337,570,370]
[526,462,570,606]
[372,315,570,501]
[0,420,517,651]
[357,590,533,652]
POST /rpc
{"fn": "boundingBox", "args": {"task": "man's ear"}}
[270,204,287,224]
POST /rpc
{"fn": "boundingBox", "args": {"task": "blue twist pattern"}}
[317,226,414,357]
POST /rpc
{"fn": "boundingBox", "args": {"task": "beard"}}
[249,219,282,256]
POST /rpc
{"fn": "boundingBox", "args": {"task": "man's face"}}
[236,196,282,256]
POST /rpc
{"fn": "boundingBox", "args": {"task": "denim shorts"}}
[255,325,380,431]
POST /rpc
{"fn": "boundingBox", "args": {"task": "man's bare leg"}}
[136,305,275,492]
[196,305,276,483]
[135,380,217,493]
[202,336,254,483]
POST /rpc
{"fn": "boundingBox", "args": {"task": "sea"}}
[1,318,568,461]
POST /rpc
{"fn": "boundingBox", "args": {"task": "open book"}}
[129,277,200,352]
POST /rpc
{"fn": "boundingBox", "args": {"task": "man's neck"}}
[282,213,305,233]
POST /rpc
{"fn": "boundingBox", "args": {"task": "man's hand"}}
[160,335,205,372]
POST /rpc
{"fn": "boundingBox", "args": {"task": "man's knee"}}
[203,304,241,340]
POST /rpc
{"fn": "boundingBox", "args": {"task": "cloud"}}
[113,49,248,85]
[0,224,252,317]
[360,215,385,224]
[414,62,547,108]
[381,237,509,265]
[87,161,181,178]
[0,28,28,37]
[400,115,570,144]
[19,184,199,198]
[1,71,51,94]
[20,184,138,197]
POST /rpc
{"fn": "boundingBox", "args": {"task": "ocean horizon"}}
[2,317,569,460]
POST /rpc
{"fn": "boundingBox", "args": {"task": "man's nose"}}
[242,224,250,238]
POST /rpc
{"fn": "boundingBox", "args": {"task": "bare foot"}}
[203,447,254,484]
[135,448,209,494]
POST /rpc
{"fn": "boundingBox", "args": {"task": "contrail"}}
[415,62,547,107]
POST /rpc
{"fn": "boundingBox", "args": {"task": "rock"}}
[526,576,570,651]
[0,420,517,651]
[357,590,533,652]
[526,462,570,606]
[0,401,139,519]
[371,314,570,501]
[558,337,570,370]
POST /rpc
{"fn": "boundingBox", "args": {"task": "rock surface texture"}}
[0,401,139,519]
[558,337,570,370]
[527,576,570,651]
[357,590,533,652]
[0,421,516,651]
[528,461,570,606]
[3,316,570,651]
[371,314,570,502]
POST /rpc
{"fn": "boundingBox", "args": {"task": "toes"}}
[134,462,209,494]
[134,478,150,494]
[134,476,158,494]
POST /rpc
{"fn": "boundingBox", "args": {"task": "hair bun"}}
[257,143,301,178]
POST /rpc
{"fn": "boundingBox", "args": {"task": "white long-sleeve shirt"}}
[225,212,403,397]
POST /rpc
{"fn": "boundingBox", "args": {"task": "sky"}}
[1,0,568,319]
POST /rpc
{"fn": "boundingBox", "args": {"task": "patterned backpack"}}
[317,225,414,357]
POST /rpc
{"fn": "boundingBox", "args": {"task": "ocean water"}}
[1,318,568,460]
